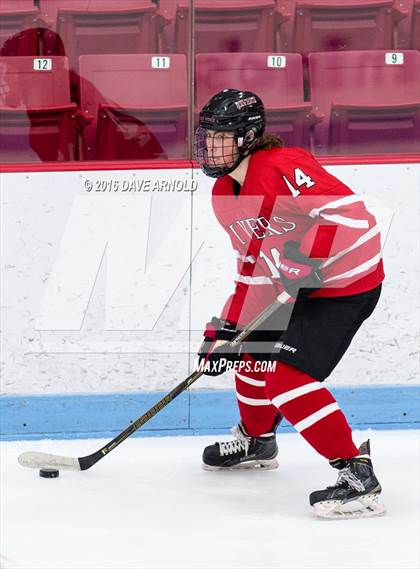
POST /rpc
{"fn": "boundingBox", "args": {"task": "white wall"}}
[1,163,418,395]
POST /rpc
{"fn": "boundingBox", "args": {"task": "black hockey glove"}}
[279,241,323,299]
[197,317,242,376]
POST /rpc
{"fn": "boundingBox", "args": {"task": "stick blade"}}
[18,451,81,471]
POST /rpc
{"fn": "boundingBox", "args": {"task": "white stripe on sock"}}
[236,372,266,387]
[271,381,324,407]
[236,392,272,406]
[294,402,340,433]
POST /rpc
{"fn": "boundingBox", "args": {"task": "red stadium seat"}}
[308,50,420,155]
[40,1,160,67]
[196,52,317,148]
[0,2,39,56]
[175,0,277,54]
[289,0,403,54]
[0,56,79,161]
[79,54,188,160]
[39,0,156,26]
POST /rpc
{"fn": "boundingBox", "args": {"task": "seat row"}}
[0,50,418,162]
[1,0,419,61]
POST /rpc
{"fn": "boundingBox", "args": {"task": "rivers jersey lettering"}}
[211,147,384,326]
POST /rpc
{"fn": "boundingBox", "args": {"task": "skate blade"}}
[202,458,279,472]
[313,493,387,520]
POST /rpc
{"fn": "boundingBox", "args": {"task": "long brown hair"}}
[253,132,284,151]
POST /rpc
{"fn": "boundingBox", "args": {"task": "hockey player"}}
[194,88,386,519]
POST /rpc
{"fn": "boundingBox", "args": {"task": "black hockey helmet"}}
[194,88,266,178]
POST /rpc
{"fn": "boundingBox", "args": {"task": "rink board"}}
[1,385,419,440]
[1,163,419,396]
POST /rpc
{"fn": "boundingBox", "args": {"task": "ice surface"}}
[1,430,419,569]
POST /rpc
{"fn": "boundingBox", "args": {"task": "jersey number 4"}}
[282,168,315,198]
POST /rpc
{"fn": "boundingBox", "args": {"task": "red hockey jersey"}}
[211,147,385,326]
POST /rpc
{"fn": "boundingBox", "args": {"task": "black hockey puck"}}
[39,468,59,478]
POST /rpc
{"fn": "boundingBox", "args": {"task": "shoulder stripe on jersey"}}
[324,253,381,283]
[309,194,362,218]
[318,213,369,229]
[235,275,273,285]
[321,224,380,269]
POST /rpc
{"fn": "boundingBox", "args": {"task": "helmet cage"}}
[194,122,262,178]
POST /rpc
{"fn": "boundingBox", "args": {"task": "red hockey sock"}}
[234,354,280,437]
[265,362,359,460]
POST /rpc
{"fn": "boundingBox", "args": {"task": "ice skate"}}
[310,440,386,519]
[202,421,279,471]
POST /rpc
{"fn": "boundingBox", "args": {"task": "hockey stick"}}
[18,290,291,472]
